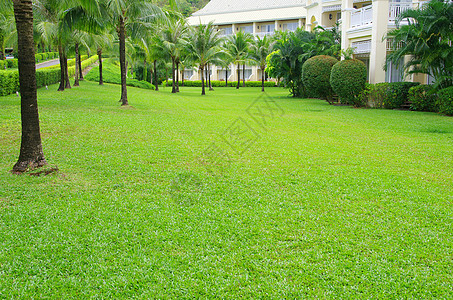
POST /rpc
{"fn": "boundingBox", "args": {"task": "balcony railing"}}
[254,32,275,38]
[352,40,371,54]
[388,2,412,22]
[351,6,373,28]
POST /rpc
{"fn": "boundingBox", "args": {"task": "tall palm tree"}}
[184,21,224,95]
[153,17,188,93]
[11,0,46,173]
[225,30,253,89]
[250,35,274,92]
[386,0,453,90]
[106,0,165,105]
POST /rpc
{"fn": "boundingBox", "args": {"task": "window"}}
[386,58,404,82]
[221,27,232,35]
[261,24,275,33]
[240,25,253,33]
[184,70,194,79]
[282,22,298,32]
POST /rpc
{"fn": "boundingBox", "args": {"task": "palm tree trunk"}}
[143,59,147,82]
[0,35,5,60]
[208,64,213,91]
[78,52,83,80]
[74,43,80,87]
[237,63,240,89]
[176,61,180,92]
[171,58,176,93]
[225,67,228,87]
[242,63,246,87]
[201,66,205,96]
[12,0,46,173]
[181,69,184,87]
[57,44,65,91]
[118,16,128,105]
[97,48,103,85]
[154,60,159,91]
[261,67,265,92]
[64,52,71,89]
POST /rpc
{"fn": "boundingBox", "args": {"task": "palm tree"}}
[153,17,188,93]
[386,0,453,90]
[11,0,46,173]
[225,30,253,89]
[185,21,224,95]
[250,35,274,92]
[106,0,165,105]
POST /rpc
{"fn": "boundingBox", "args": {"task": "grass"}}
[0,81,452,298]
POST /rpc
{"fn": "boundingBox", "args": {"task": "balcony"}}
[350,2,412,29]
[254,32,275,38]
[350,6,373,28]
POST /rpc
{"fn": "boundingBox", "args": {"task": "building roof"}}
[192,0,306,16]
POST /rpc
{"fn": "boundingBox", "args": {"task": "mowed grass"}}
[0,81,452,298]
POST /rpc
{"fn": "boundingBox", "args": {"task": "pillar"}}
[369,0,389,83]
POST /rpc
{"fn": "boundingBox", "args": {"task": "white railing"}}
[254,32,275,38]
[388,3,412,22]
[352,40,371,54]
[351,5,373,28]
[323,4,342,12]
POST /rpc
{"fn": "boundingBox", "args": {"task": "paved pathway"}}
[36,59,60,70]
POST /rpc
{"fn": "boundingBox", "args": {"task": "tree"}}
[225,30,253,89]
[184,21,224,95]
[12,0,46,173]
[250,35,274,92]
[386,0,453,90]
[106,0,165,105]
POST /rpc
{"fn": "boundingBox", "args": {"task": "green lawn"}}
[1,81,452,298]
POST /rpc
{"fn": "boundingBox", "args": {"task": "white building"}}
[187,0,430,84]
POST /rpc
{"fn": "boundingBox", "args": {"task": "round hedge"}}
[302,55,338,100]
[437,86,453,116]
[330,59,367,105]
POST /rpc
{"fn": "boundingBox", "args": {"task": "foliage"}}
[384,82,420,109]
[357,83,390,108]
[299,26,341,61]
[330,59,367,106]
[163,80,276,87]
[265,29,315,97]
[86,59,154,90]
[0,69,19,96]
[386,0,453,90]
[408,85,437,112]
[437,86,453,115]
[302,55,338,101]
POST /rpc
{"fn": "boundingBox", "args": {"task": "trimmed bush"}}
[330,59,367,106]
[0,60,7,70]
[437,86,453,116]
[7,59,18,68]
[357,83,389,108]
[0,70,20,96]
[408,85,437,112]
[41,53,48,61]
[35,54,42,63]
[302,55,338,101]
[163,80,276,88]
[384,82,419,109]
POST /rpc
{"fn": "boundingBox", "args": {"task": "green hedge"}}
[163,80,277,88]
[384,82,419,109]
[7,59,18,68]
[0,55,98,96]
[0,60,7,70]
[357,83,389,108]
[437,86,453,116]
[408,85,437,112]
[330,59,367,106]
[0,70,20,96]
[302,55,338,100]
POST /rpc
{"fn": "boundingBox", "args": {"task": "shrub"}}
[163,80,276,88]
[384,82,419,109]
[302,55,338,101]
[7,59,18,68]
[35,54,42,63]
[437,86,453,116]
[357,83,389,108]
[330,59,367,106]
[0,70,20,96]
[408,85,437,112]
[0,60,7,70]
[41,53,48,61]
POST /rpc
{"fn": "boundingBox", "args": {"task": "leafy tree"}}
[184,21,224,95]
[386,0,453,90]
[11,0,47,173]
